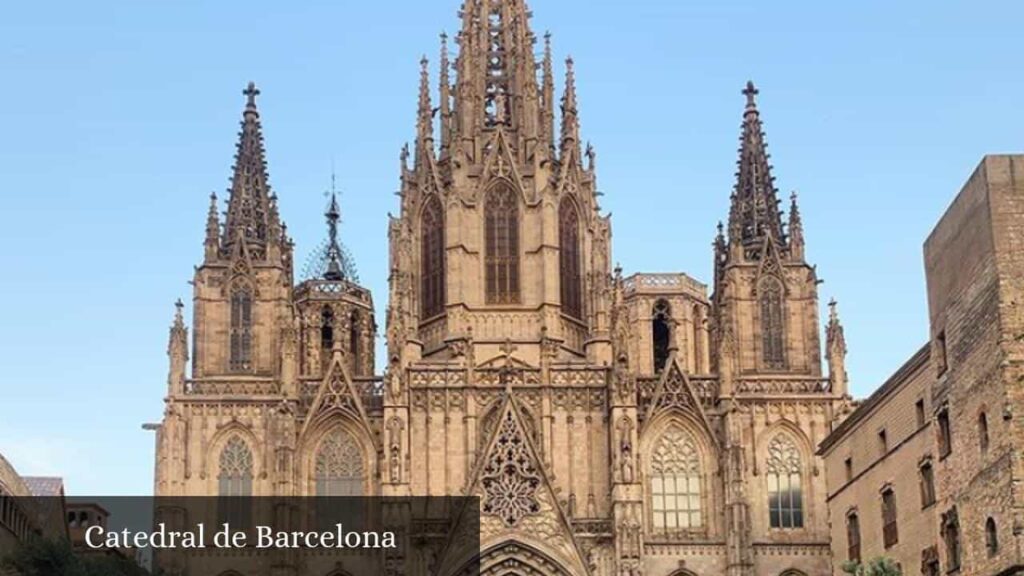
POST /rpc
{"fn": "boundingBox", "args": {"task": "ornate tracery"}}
[481,409,541,526]
[485,184,520,304]
[766,434,804,528]
[559,198,582,319]
[218,436,253,527]
[650,425,702,531]
[314,427,365,496]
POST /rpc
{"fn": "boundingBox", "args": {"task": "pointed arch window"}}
[420,195,445,319]
[766,434,803,528]
[485,184,520,304]
[320,305,335,375]
[229,287,254,371]
[315,428,365,497]
[986,517,998,557]
[650,426,702,531]
[559,198,582,319]
[979,411,989,455]
[652,299,672,374]
[218,436,253,527]
[759,278,786,369]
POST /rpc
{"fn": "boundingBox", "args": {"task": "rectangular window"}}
[920,461,936,508]
[847,513,861,563]
[916,399,926,428]
[878,429,888,455]
[938,409,952,458]
[844,457,853,482]
[936,330,948,375]
[882,488,899,548]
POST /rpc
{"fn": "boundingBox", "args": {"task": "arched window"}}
[349,311,361,376]
[559,199,582,319]
[979,411,989,455]
[766,434,804,529]
[315,428,365,497]
[650,425,702,531]
[321,304,335,349]
[218,436,253,527]
[420,195,445,318]
[759,278,785,368]
[229,287,254,371]
[652,299,672,374]
[846,511,861,563]
[485,184,520,304]
[986,517,998,557]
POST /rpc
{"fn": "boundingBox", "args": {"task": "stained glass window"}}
[218,436,253,527]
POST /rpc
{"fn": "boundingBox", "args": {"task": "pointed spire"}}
[439,32,452,155]
[453,0,540,134]
[727,80,785,258]
[542,31,555,150]
[204,192,220,260]
[560,56,580,157]
[788,191,805,261]
[224,82,274,259]
[167,299,188,384]
[323,171,349,282]
[826,298,848,396]
[416,56,434,160]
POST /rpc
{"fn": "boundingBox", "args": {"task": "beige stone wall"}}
[821,347,935,574]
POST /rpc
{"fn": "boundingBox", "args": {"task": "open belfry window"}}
[652,299,672,373]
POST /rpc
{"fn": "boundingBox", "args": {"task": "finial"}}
[420,54,429,71]
[828,298,839,320]
[717,221,724,234]
[175,298,184,311]
[323,171,345,281]
[743,80,759,110]
[172,298,185,328]
[243,81,260,110]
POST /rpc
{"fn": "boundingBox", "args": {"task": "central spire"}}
[454,0,540,135]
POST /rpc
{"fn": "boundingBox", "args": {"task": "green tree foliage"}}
[842,556,902,576]
[1,536,152,576]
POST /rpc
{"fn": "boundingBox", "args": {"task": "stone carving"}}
[481,409,541,527]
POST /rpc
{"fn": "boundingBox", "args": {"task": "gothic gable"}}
[436,391,588,576]
[644,357,716,445]
[302,348,372,442]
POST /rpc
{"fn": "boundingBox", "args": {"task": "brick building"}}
[820,155,1024,575]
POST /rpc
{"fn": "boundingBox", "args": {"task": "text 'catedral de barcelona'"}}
[147,1,1024,575]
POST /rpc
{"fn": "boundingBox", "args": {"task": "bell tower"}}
[190,82,294,381]
[712,82,823,389]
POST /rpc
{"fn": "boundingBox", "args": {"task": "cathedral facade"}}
[153,2,854,575]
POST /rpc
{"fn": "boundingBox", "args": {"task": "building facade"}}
[153,2,856,575]
[819,155,1024,576]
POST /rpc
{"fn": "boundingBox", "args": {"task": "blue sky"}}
[0,0,1021,495]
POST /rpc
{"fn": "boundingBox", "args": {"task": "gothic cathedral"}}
[154,1,854,575]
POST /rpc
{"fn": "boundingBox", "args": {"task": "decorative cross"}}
[243,82,260,108]
[743,80,759,108]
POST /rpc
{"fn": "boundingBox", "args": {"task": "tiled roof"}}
[22,476,64,497]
